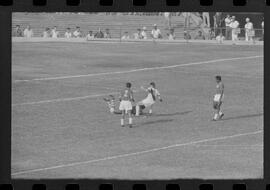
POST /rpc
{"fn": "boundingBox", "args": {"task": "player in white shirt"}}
[244,18,254,42]
[135,82,163,116]
[151,24,162,39]
[51,26,59,38]
[229,16,240,44]
[141,27,147,39]
[64,28,72,38]
[23,25,34,38]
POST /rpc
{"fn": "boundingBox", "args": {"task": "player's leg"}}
[127,110,133,128]
[121,111,125,127]
[218,101,224,119]
[135,101,143,116]
[149,104,153,114]
[213,101,219,121]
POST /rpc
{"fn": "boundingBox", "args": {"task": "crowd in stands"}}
[13,13,264,43]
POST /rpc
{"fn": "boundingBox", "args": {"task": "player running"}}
[119,82,135,128]
[212,76,224,121]
[135,82,163,116]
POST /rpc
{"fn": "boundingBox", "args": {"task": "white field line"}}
[12,92,118,106]
[11,130,263,176]
[14,55,263,83]
[12,56,263,106]
[12,88,139,106]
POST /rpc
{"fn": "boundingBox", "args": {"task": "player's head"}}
[150,82,156,88]
[215,75,221,82]
[246,18,250,22]
[126,82,132,88]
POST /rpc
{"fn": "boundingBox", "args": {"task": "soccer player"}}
[135,82,162,116]
[119,82,134,127]
[212,76,224,121]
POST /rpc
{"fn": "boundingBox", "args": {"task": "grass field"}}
[11,41,263,179]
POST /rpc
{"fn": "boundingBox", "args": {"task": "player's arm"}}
[130,90,135,102]
[219,84,224,102]
[140,86,148,92]
[156,89,163,102]
[119,91,123,101]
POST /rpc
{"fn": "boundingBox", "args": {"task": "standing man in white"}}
[245,18,254,42]
[230,16,240,44]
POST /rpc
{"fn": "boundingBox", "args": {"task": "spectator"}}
[95,28,104,38]
[202,12,210,27]
[141,27,147,39]
[23,25,34,38]
[261,19,264,41]
[13,25,23,37]
[42,27,50,38]
[164,12,171,29]
[51,26,59,38]
[133,28,142,39]
[73,26,82,38]
[104,28,111,39]
[183,30,191,40]
[224,14,232,40]
[194,30,205,40]
[64,28,72,38]
[121,31,130,40]
[86,31,95,41]
[182,12,191,29]
[244,18,254,42]
[151,24,162,39]
[208,29,216,40]
[167,28,175,40]
[229,16,240,44]
[213,12,222,28]
[216,33,225,43]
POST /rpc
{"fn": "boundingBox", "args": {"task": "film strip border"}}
[0,182,270,190]
[0,0,268,9]
[0,0,268,6]
[0,0,269,190]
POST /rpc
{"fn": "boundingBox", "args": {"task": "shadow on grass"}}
[138,119,174,127]
[149,111,192,117]
[220,113,263,121]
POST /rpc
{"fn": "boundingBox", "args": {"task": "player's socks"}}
[219,112,224,119]
[135,105,140,116]
[214,113,219,120]
[121,119,124,127]
[149,109,153,114]
[129,118,133,128]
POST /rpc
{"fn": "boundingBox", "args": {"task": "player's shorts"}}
[141,97,155,108]
[213,94,224,109]
[213,94,224,102]
[119,100,132,112]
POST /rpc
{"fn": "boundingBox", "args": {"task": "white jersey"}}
[142,87,160,107]
[51,29,59,38]
[151,29,161,39]
[65,32,72,38]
